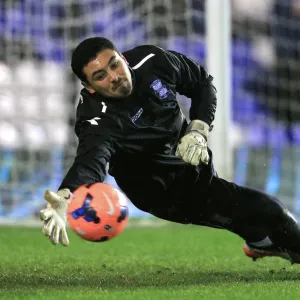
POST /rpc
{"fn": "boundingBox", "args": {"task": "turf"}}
[1,222,300,299]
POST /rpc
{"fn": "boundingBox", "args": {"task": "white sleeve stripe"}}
[132,53,155,69]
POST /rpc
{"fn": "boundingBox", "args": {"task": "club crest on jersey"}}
[150,79,170,99]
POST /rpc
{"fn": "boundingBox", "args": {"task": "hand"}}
[39,189,71,246]
[176,120,210,166]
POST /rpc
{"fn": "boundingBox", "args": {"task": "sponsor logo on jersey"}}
[131,108,143,123]
[150,79,170,99]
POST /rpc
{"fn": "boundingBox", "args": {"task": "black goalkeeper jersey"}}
[59,45,217,201]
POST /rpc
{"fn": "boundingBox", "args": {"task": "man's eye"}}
[111,61,120,68]
[96,74,105,80]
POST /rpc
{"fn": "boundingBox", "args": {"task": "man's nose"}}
[108,70,119,82]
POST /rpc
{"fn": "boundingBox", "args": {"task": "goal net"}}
[0,0,299,222]
[231,0,300,212]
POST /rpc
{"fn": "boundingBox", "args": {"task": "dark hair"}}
[71,37,119,82]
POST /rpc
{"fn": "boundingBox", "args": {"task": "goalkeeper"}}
[40,37,300,264]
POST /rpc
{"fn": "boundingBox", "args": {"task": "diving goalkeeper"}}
[40,37,300,264]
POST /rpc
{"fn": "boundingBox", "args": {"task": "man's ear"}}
[81,81,96,94]
[120,54,129,65]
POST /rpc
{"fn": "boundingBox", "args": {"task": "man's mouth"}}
[113,80,125,91]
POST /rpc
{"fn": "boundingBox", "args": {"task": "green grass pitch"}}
[1,221,300,299]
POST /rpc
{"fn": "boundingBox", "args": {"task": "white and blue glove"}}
[176,120,210,166]
[39,189,70,246]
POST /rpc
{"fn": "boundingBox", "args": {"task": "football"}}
[67,183,129,242]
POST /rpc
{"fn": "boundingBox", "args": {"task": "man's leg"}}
[190,175,300,254]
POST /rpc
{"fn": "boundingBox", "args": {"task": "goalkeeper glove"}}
[39,189,70,246]
[176,120,210,166]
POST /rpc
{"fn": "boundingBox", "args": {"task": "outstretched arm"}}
[40,115,122,246]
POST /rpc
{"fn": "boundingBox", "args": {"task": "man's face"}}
[82,49,133,98]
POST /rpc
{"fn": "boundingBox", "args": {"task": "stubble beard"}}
[116,81,132,98]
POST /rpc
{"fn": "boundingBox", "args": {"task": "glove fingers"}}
[201,149,210,165]
[42,218,50,233]
[60,228,70,246]
[175,143,183,158]
[42,218,55,236]
[182,145,197,165]
[50,226,60,245]
[40,208,53,221]
[44,190,62,205]
[191,148,201,166]
[189,146,209,166]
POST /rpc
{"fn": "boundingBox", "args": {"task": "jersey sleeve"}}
[58,115,122,192]
[164,49,217,126]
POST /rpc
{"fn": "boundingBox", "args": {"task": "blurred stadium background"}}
[0,0,299,221]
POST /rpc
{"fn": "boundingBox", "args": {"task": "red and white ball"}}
[67,183,129,242]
